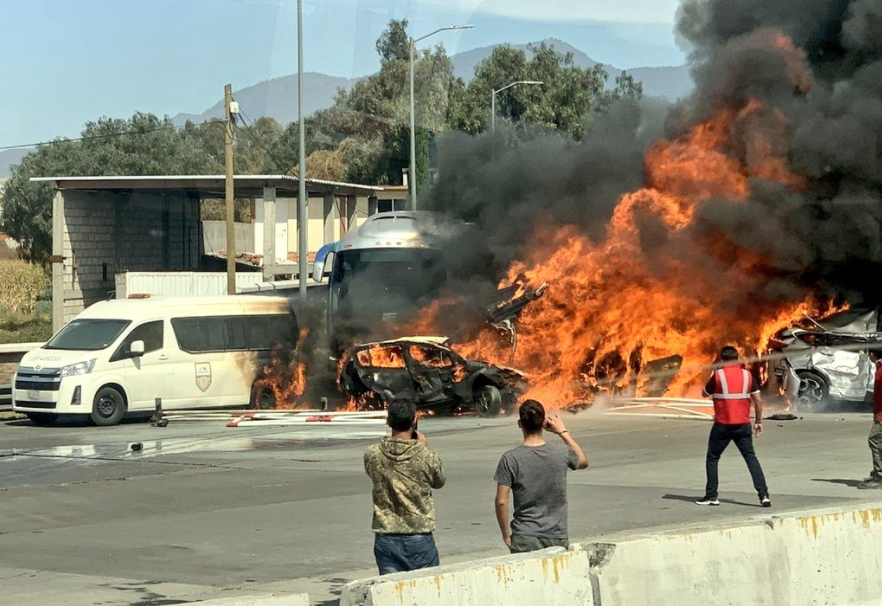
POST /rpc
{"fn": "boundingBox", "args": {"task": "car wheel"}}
[27,412,59,426]
[91,386,127,426]
[474,384,502,417]
[251,385,277,410]
[795,371,828,412]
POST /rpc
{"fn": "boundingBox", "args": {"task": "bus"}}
[312,211,452,358]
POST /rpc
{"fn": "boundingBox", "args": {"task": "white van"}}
[13,296,298,426]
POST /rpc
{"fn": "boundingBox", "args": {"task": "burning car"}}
[339,337,526,416]
[768,309,882,410]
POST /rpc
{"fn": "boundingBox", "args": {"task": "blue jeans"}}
[705,423,768,499]
[373,533,440,575]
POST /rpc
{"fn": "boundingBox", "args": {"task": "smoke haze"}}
[427,0,882,308]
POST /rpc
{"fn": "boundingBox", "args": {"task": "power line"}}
[0,119,225,152]
[235,109,296,174]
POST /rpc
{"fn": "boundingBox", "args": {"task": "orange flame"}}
[408,43,831,410]
[253,328,310,409]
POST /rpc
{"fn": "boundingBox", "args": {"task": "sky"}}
[0,0,686,148]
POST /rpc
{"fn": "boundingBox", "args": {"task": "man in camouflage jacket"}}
[364,399,446,574]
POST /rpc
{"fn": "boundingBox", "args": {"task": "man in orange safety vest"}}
[695,346,770,507]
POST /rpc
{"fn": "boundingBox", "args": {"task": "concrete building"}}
[33,175,383,330]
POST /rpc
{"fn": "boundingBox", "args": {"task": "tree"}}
[0,113,224,264]
[449,43,643,139]
[234,116,283,174]
[376,19,409,63]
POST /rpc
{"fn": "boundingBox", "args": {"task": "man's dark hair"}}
[720,346,739,362]
[519,399,546,433]
[387,399,416,432]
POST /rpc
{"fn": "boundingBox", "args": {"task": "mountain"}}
[170,40,692,129]
[0,148,31,178]
[452,38,692,100]
[172,72,359,127]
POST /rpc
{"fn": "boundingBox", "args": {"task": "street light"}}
[491,80,544,131]
[409,24,473,210]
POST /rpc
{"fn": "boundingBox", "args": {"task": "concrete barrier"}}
[192,594,309,606]
[339,503,882,606]
[340,547,593,606]
[584,503,882,606]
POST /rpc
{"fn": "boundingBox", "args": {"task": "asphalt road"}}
[1,407,880,606]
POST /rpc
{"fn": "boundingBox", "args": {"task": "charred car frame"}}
[339,337,525,416]
[769,308,882,410]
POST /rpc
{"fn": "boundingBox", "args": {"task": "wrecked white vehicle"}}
[768,309,881,410]
[339,337,526,416]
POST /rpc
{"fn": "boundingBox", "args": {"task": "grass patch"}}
[0,309,52,344]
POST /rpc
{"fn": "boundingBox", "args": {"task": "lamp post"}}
[491,80,543,131]
[409,24,473,210]
[297,0,307,299]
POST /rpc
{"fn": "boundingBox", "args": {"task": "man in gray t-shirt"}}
[494,400,589,553]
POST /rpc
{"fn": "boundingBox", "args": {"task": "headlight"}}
[61,359,96,377]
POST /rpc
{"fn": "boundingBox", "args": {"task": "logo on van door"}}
[195,363,212,392]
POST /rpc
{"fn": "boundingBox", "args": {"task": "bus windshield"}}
[332,248,445,304]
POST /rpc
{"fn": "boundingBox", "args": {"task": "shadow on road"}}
[662,494,760,507]
[812,478,864,488]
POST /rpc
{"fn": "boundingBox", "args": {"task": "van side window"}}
[171,315,296,353]
[111,320,164,361]
[245,315,297,350]
[172,318,225,352]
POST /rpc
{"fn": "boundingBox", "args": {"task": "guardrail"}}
[0,384,11,412]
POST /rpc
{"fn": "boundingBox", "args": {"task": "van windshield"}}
[45,319,132,351]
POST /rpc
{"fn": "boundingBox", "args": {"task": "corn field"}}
[0,261,50,314]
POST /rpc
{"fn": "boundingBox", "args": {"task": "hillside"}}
[452,39,692,99]
[171,39,693,127]
[2,41,692,177]
[172,72,359,126]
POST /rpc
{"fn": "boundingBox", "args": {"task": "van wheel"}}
[251,385,277,410]
[91,386,126,426]
[473,384,502,417]
[27,412,59,426]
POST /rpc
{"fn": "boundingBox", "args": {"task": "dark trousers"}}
[509,534,569,554]
[374,533,439,575]
[869,422,882,479]
[705,422,768,499]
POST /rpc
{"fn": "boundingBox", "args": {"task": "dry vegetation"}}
[0,260,52,344]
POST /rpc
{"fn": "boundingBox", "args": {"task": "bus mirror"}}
[313,243,335,283]
[129,340,145,357]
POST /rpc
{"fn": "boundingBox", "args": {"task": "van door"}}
[111,320,170,411]
[168,316,252,408]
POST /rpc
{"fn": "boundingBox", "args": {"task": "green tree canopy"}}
[376,18,410,63]
[0,113,224,263]
[451,42,642,138]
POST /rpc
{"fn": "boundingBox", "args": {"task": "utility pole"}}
[408,38,416,210]
[408,24,474,211]
[297,0,307,300]
[224,84,236,295]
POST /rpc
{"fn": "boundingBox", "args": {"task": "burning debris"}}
[252,328,311,409]
[418,0,882,409]
[338,337,526,416]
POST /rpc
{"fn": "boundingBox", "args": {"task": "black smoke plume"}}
[426,0,882,309]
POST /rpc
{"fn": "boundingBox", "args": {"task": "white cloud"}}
[431,0,682,24]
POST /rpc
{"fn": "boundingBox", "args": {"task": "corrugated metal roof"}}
[30,174,385,196]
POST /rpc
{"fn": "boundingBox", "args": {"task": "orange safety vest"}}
[712,365,753,425]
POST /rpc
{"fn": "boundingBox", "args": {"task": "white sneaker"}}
[695,497,720,506]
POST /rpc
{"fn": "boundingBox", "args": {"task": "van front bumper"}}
[12,371,92,414]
